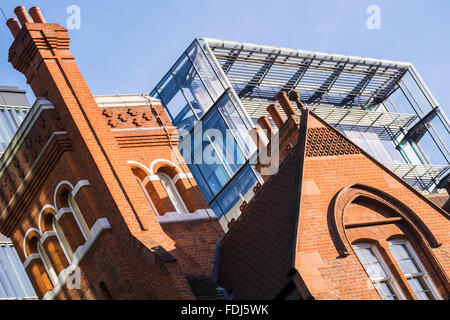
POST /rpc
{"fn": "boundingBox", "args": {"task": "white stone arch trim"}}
[23,228,42,258]
[72,180,90,198]
[38,204,58,234]
[53,179,91,241]
[53,180,74,210]
[127,160,152,176]
[149,159,183,177]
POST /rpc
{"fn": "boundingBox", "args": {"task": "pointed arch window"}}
[388,240,442,300]
[352,243,404,300]
[157,172,187,213]
[136,178,160,216]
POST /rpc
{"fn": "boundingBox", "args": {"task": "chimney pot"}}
[29,7,46,23]
[267,104,285,129]
[257,116,275,139]
[14,6,33,25]
[249,127,268,150]
[6,18,21,38]
[275,92,297,117]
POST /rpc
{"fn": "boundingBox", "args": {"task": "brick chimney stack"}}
[5,5,158,232]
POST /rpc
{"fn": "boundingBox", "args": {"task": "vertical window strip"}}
[37,242,58,287]
[69,194,91,239]
[158,173,187,214]
[53,218,74,262]
[353,243,403,300]
[388,240,441,300]
[5,244,36,298]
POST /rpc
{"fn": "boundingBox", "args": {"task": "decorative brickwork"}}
[306,127,360,157]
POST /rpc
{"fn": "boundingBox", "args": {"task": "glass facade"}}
[0,86,35,300]
[151,40,260,226]
[0,238,37,300]
[152,38,450,227]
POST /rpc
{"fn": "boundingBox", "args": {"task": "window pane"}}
[216,183,240,214]
[173,54,214,116]
[187,43,224,101]
[234,164,258,196]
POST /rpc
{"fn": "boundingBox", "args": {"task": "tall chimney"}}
[29,7,46,23]
[6,18,21,38]
[14,6,32,25]
[267,104,285,129]
[275,92,296,118]
[257,116,275,139]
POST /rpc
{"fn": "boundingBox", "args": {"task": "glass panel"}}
[210,200,224,220]
[216,183,240,215]
[4,244,36,298]
[203,109,244,176]
[390,243,420,275]
[216,93,257,157]
[374,281,398,300]
[159,173,185,213]
[233,164,258,196]
[187,43,224,101]
[173,54,214,117]
[407,278,434,300]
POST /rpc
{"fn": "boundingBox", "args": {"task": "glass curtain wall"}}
[0,107,29,152]
[151,40,260,222]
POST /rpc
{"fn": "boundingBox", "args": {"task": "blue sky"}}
[0,0,449,114]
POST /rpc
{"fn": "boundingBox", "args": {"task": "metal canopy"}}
[241,98,417,129]
[205,38,410,108]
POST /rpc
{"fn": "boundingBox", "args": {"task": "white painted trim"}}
[111,126,177,132]
[23,228,42,257]
[127,161,152,176]
[23,254,40,270]
[42,218,112,300]
[56,208,72,221]
[157,172,189,214]
[94,94,160,108]
[149,159,182,176]
[71,180,90,198]
[38,204,58,233]
[157,209,218,224]
[40,231,57,244]
[0,98,55,177]
[172,173,194,185]
[53,180,74,210]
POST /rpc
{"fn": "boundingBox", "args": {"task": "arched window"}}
[52,217,74,262]
[157,172,187,213]
[352,242,404,300]
[388,240,442,300]
[136,178,160,216]
[68,193,90,239]
[37,241,58,286]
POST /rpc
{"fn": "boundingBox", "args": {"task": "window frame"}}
[388,239,442,300]
[52,217,74,263]
[352,242,406,300]
[37,241,58,287]
[157,172,189,214]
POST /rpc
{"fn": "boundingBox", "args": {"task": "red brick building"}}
[218,93,450,300]
[1,6,449,300]
[1,6,223,300]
